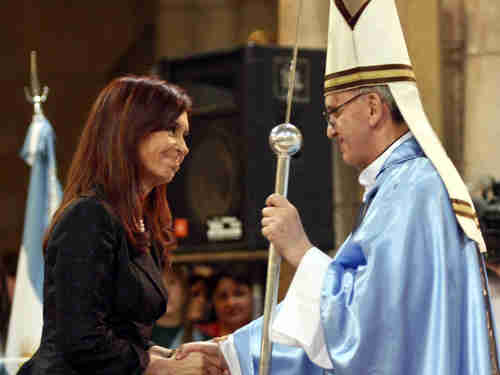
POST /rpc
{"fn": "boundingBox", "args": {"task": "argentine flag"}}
[4,110,62,372]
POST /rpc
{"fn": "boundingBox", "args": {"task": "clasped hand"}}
[146,342,229,375]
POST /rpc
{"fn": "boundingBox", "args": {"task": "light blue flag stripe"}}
[3,111,62,371]
[19,113,62,301]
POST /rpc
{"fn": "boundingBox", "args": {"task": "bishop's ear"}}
[366,92,385,128]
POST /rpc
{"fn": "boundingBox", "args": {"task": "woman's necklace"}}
[138,218,145,233]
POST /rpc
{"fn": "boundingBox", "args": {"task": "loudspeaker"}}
[158,45,333,252]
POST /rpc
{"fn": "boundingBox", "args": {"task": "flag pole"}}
[24,51,49,114]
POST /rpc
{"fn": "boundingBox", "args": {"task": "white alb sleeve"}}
[270,247,334,369]
[218,334,243,375]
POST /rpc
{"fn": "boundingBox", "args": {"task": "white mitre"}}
[325,0,486,252]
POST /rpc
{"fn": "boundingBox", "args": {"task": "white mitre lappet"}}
[325,0,486,252]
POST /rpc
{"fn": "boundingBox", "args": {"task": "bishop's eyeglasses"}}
[322,92,370,127]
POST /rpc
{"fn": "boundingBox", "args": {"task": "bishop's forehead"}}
[334,0,372,28]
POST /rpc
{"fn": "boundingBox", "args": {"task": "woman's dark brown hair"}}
[44,76,192,255]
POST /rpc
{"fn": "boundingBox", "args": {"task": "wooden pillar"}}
[396,0,444,140]
[463,0,500,183]
[277,0,329,48]
[156,0,197,59]
[238,0,277,44]
[192,0,240,54]
[441,0,466,170]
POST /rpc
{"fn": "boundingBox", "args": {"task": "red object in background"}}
[174,218,189,238]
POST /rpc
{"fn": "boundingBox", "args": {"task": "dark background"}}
[0,1,157,255]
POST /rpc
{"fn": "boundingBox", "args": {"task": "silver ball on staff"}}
[258,122,302,375]
[269,123,302,156]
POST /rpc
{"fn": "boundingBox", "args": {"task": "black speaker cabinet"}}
[158,44,333,253]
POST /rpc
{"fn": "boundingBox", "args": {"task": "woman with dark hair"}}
[199,265,255,337]
[187,273,213,325]
[18,76,225,375]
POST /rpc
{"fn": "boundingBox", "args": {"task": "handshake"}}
[146,339,230,375]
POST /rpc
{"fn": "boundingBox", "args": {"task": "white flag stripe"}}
[4,249,43,374]
[25,115,43,166]
[0,358,30,364]
[48,167,59,218]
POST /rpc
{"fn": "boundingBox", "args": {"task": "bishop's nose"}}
[327,123,337,139]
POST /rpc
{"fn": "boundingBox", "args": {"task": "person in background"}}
[188,273,213,325]
[2,252,18,304]
[473,177,500,334]
[17,76,225,375]
[487,262,500,333]
[199,265,254,338]
[152,264,210,348]
[0,256,11,355]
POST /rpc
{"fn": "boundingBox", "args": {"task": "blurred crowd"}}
[0,250,263,355]
[152,261,264,348]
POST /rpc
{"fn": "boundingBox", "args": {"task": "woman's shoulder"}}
[44,196,125,261]
[55,195,120,235]
[64,195,111,219]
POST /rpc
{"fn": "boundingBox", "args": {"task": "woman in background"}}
[199,265,254,337]
[18,76,224,375]
[188,272,213,325]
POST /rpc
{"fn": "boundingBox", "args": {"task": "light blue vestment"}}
[232,138,499,374]
[232,307,324,375]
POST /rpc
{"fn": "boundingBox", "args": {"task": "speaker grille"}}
[186,119,242,227]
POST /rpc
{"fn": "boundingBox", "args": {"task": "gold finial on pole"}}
[24,51,49,114]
